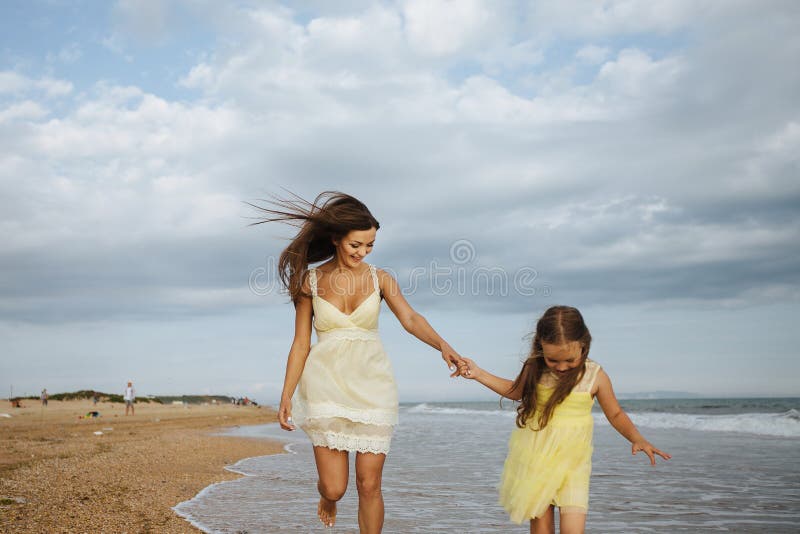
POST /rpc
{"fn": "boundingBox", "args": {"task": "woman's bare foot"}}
[318,496,337,528]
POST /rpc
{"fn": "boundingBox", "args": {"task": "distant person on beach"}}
[40,388,48,407]
[253,191,463,532]
[459,305,670,534]
[124,382,135,416]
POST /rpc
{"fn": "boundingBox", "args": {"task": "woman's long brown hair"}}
[247,191,380,302]
[510,306,592,430]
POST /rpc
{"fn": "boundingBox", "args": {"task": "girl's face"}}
[541,341,584,375]
[334,227,377,269]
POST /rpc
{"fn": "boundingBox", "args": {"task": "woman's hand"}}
[278,397,296,431]
[458,357,482,380]
[632,439,671,465]
[440,341,463,377]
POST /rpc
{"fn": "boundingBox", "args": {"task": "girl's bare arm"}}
[460,357,524,401]
[594,369,671,465]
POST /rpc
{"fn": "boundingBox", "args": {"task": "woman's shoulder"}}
[373,265,390,276]
[375,266,401,284]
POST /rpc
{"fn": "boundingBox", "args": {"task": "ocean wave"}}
[405,403,515,417]
[601,410,800,438]
[405,404,800,437]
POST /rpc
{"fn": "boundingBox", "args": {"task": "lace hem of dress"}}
[307,430,391,454]
[300,400,398,426]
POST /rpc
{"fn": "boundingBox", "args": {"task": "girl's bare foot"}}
[318,496,337,528]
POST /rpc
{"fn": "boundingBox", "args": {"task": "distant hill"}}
[154,395,237,405]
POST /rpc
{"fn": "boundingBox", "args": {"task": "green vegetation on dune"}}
[12,391,238,405]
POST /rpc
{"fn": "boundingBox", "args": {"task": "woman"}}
[252,191,463,533]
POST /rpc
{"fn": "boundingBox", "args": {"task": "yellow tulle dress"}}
[499,359,602,523]
[292,264,399,454]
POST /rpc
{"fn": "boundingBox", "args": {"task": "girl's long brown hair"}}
[248,191,380,302]
[511,306,592,430]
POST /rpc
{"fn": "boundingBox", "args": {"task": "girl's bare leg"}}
[355,451,386,534]
[558,510,586,534]
[530,505,555,534]
[313,446,349,528]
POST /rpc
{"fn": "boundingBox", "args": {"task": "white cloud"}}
[0,0,797,322]
[0,82,248,261]
[0,71,30,93]
[401,0,507,56]
[738,120,800,196]
[0,101,48,122]
[0,71,72,97]
[47,43,83,64]
[1,0,799,401]
[526,0,698,37]
[113,0,170,44]
[576,44,610,64]
[36,77,74,97]
[596,48,683,99]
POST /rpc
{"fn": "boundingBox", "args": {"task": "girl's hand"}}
[440,341,463,378]
[458,357,482,380]
[632,440,671,465]
[278,397,295,431]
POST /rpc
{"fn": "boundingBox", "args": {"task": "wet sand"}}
[0,399,282,533]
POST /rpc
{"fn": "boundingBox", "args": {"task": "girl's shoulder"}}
[585,358,603,382]
[573,359,603,392]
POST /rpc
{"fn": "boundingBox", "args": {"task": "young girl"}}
[459,305,670,534]
[252,191,463,532]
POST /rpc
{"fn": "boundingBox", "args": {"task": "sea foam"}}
[405,403,800,437]
[602,410,800,438]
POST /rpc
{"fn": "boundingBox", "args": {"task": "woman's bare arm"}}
[378,268,462,375]
[278,284,313,430]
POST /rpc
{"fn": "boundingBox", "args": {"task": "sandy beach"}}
[0,399,281,533]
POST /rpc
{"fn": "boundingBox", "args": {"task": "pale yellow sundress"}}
[292,264,399,454]
[499,359,602,523]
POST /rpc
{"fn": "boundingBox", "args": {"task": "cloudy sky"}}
[1,1,798,402]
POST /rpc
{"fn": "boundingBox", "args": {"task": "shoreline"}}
[0,399,283,533]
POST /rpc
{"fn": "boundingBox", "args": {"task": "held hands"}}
[456,357,482,380]
[632,439,671,465]
[278,397,296,431]
[440,341,464,378]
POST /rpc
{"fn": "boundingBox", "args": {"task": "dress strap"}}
[308,268,318,297]
[572,359,602,393]
[585,360,602,391]
[369,264,380,295]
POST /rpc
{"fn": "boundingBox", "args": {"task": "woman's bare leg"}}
[558,510,586,534]
[530,505,555,534]
[355,451,386,534]
[313,446,349,528]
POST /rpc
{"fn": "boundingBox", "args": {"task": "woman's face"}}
[334,227,377,268]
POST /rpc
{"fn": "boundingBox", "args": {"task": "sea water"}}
[175,398,800,533]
